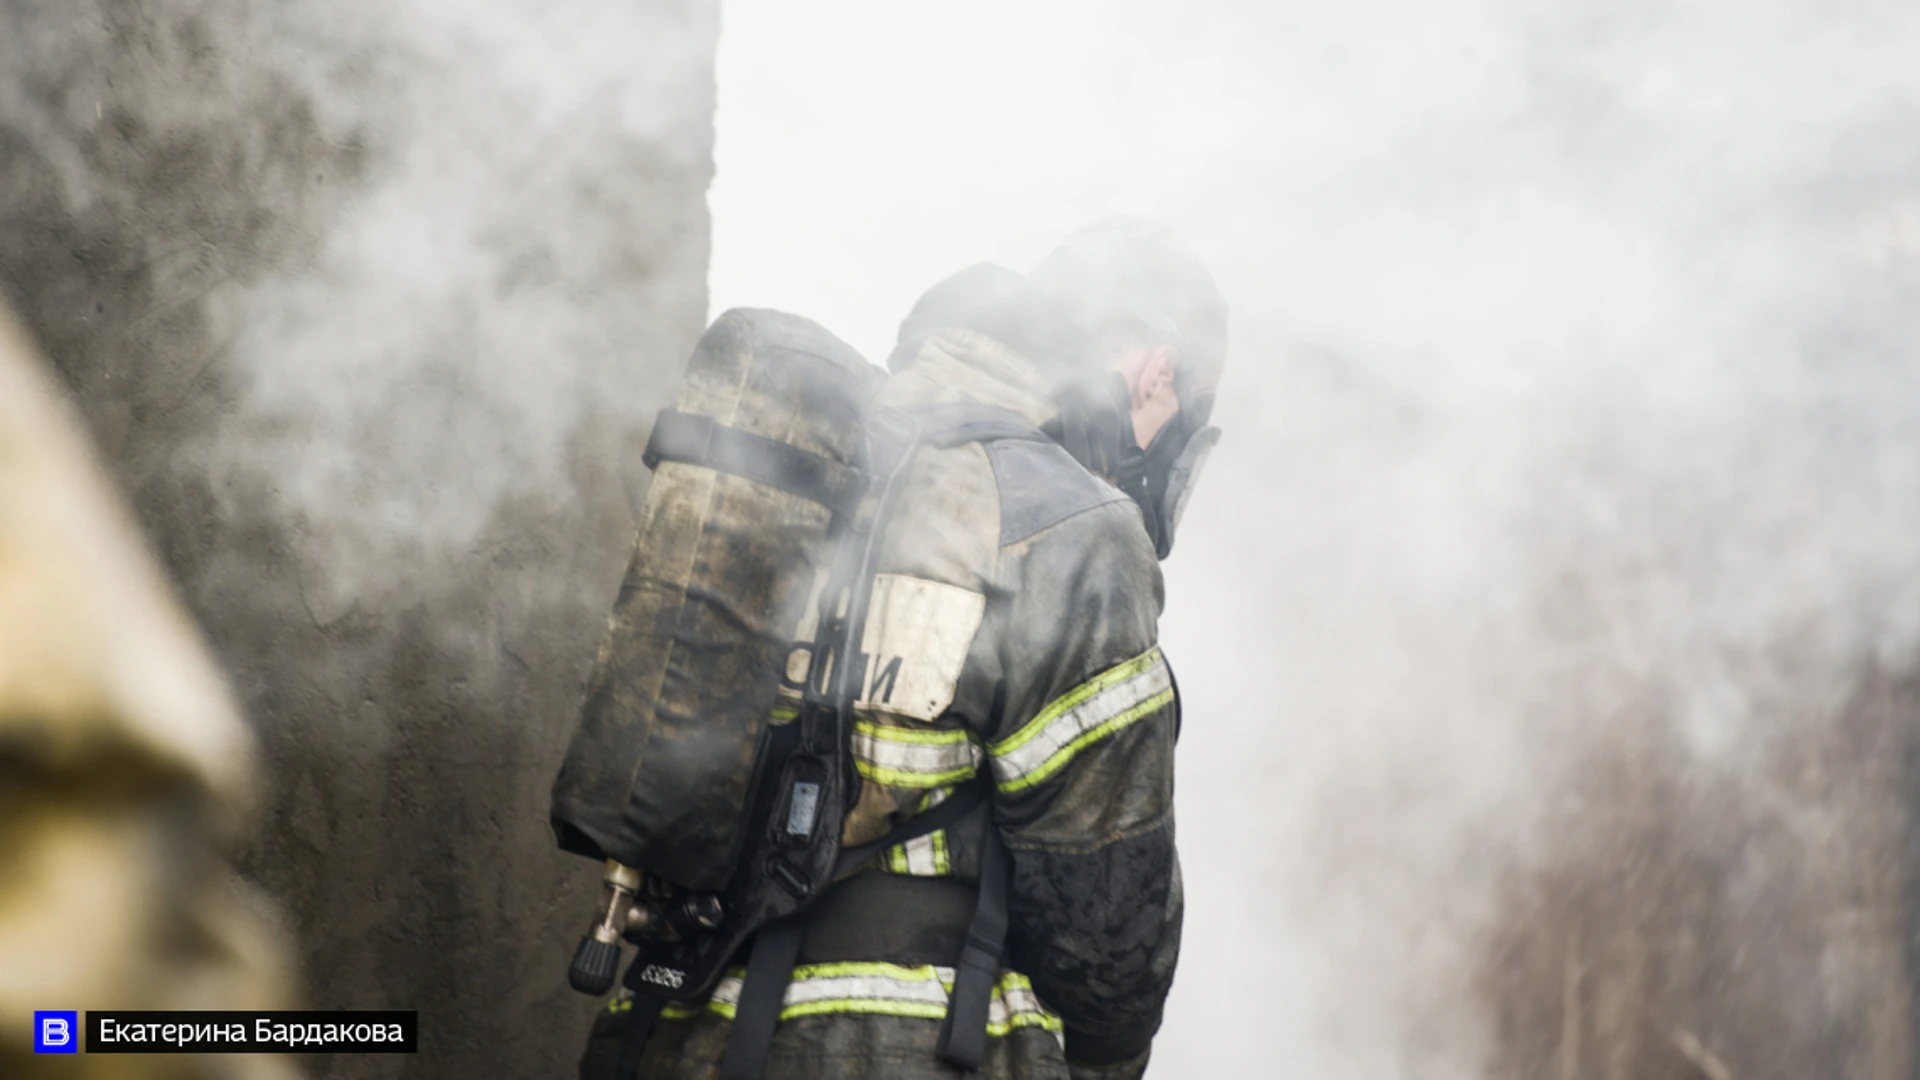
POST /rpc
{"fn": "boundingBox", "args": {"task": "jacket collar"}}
[874,328,1060,428]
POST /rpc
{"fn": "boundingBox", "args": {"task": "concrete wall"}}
[0,2,718,1076]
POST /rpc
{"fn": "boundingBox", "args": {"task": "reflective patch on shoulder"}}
[984,439,1131,546]
[787,573,986,722]
[858,574,985,720]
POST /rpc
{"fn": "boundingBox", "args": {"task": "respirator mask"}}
[1029,217,1229,559]
[1049,361,1220,561]
[1135,373,1219,560]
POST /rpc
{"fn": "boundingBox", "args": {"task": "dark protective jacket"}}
[583,323,1183,1080]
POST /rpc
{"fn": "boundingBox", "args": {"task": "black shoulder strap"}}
[834,768,1009,1071]
[719,919,808,1080]
[833,777,989,878]
[612,992,667,1080]
[644,409,869,518]
[938,822,1009,1071]
[618,400,1031,1080]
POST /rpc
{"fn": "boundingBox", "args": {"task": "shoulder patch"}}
[984,438,1132,546]
[783,572,986,723]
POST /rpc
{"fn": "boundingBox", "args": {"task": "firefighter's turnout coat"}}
[584,323,1183,1080]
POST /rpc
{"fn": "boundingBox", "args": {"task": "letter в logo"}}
[34,1011,78,1053]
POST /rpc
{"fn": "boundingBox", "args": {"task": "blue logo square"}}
[34,1011,78,1053]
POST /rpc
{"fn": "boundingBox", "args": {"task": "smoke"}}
[7,0,1916,1073]
[710,0,1920,1074]
[4,0,716,613]
[185,0,716,625]
[2,1,717,1076]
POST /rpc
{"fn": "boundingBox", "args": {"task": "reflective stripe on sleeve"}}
[989,647,1174,794]
[643,963,1063,1044]
[852,719,982,788]
[886,787,953,876]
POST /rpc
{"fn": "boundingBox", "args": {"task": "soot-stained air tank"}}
[550,308,882,891]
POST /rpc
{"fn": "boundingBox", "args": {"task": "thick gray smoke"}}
[7,0,1919,1075]
[711,0,1920,1075]
[201,0,713,622]
[2,1,715,1077]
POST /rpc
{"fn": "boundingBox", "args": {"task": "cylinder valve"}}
[567,860,643,995]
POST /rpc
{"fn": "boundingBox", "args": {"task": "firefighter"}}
[0,302,293,1080]
[580,220,1226,1079]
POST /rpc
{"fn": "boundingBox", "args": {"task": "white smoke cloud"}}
[41,0,1907,1070]
[711,0,1920,1074]
[198,0,716,624]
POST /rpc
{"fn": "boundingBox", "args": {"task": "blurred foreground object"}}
[0,303,295,1080]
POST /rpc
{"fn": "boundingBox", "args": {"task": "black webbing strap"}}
[937,822,1010,1071]
[797,874,977,967]
[718,919,807,1080]
[612,992,667,1080]
[704,781,992,1080]
[643,409,868,518]
[833,777,989,878]
[629,402,1034,1080]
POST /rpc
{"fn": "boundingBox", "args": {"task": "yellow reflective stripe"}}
[794,961,941,981]
[614,997,712,1022]
[989,1013,1065,1037]
[770,704,798,723]
[783,998,947,1021]
[856,759,977,787]
[924,787,951,876]
[852,719,981,788]
[930,826,950,875]
[990,972,1065,1036]
[855,720,974,746]
[652,963,1063,1041]
[992,648,1162,757]
[990,648,1173,794]
[886,787,953,877]
[1001,690,1172,795]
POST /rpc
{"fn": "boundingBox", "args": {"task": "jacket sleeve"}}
[987,499,1182,1070]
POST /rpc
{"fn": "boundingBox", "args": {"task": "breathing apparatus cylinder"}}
[550,309,881,1001]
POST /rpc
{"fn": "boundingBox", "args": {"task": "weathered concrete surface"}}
[0,1,718,1076]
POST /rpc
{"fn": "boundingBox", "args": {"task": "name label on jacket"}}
[782,573,986,722]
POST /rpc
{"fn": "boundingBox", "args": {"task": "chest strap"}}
[643,409,869,519]
[716,777,997,1079]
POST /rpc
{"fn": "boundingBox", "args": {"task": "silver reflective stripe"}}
[710,967,949,1013]
[899,834,938,875]
[888,787,951,876]
[667,963,1063,1045]
[995,979,1055,1030]
[852,720,983,788]
[990,648,1174,794]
